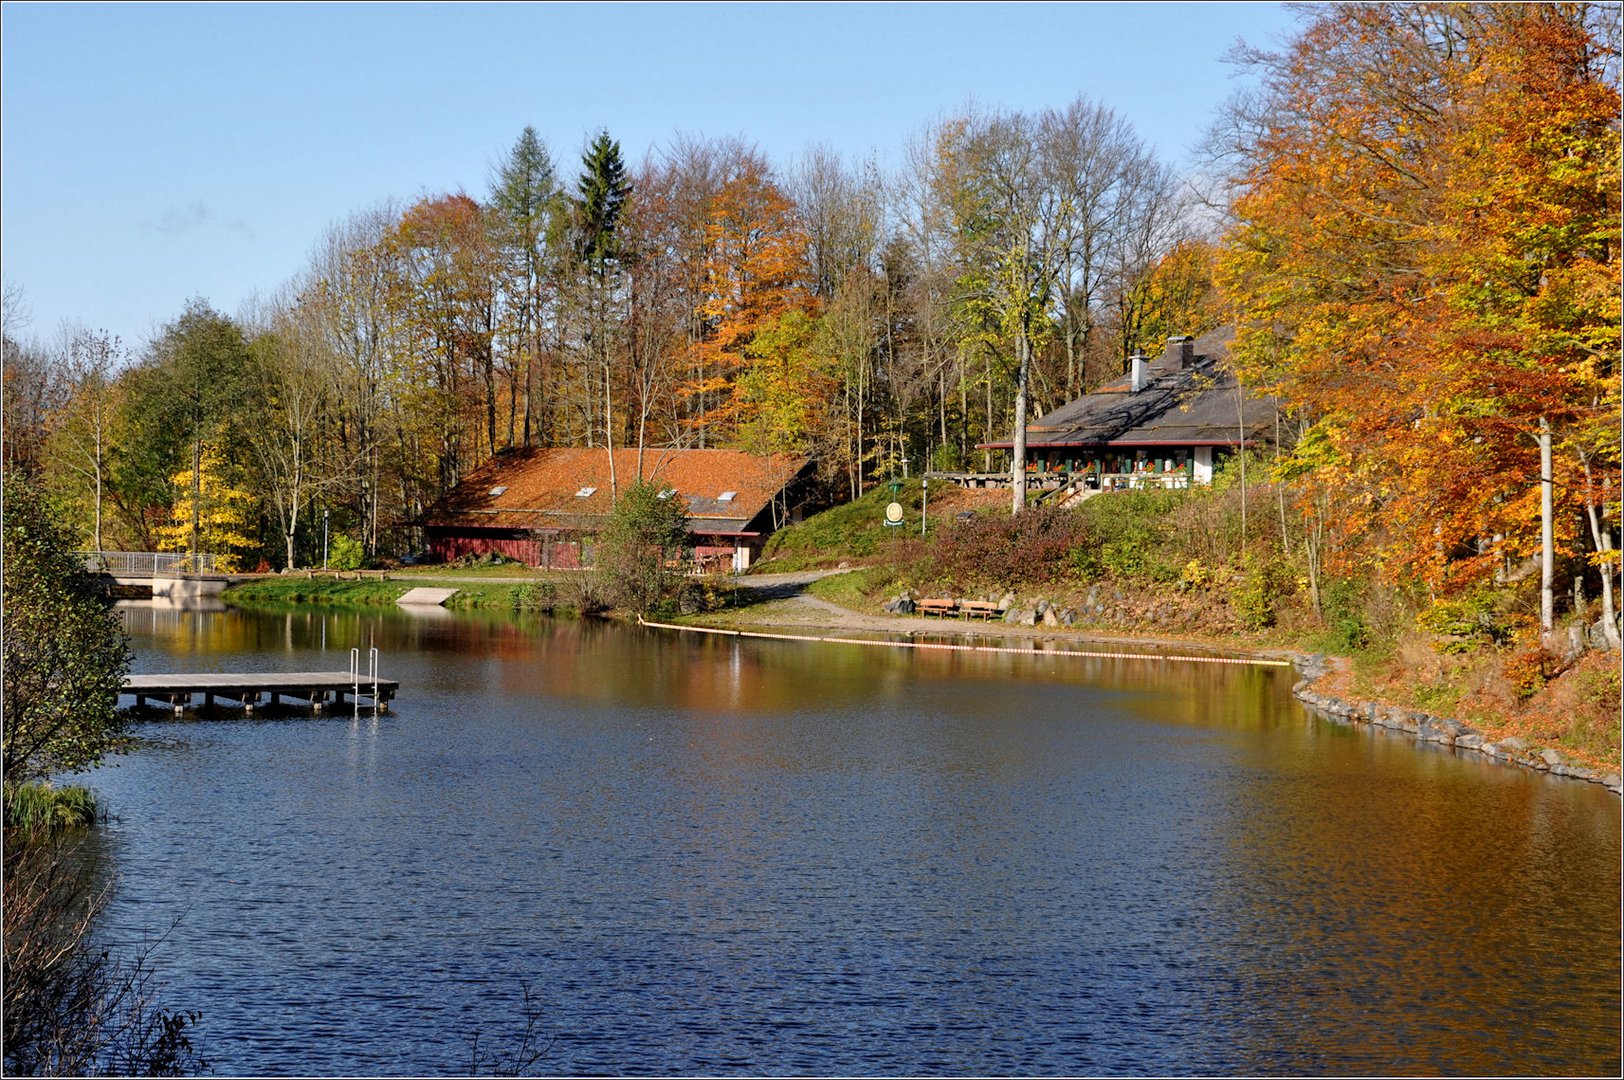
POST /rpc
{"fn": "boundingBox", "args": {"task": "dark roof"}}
[984,328,1277,449]
[424,447,813,536]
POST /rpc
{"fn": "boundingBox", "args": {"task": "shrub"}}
[327,533,364,571]
[595,482,690,614]
[1502,645,1556,700]
[932,443,966,472]
[569,578,610,615]
[929,505,1091,587]
[1322,578,1372,652]
[1416,593,1513,653]
[3,473,132,786]
[1231,552,1285,631]
[1179,559,1215,591]
[1073,488,1183,583]
[511,581,557,612]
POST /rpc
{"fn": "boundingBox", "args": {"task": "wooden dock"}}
[122,671,398,715]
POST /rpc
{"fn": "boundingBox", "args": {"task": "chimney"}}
[1130,353,1149,393]
[1163,334,1196,369]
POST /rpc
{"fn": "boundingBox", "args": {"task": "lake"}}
[84,602,1621,1075]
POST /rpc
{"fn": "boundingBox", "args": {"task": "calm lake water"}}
[84,602,1621,1076]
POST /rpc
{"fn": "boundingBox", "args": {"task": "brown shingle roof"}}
[424,447,812,535]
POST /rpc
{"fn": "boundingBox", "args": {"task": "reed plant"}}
[4,782,100,830]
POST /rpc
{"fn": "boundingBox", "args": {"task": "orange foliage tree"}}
[1216,3,1620,638]
[680,156,813,445]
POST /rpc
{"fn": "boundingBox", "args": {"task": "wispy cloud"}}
[141,202,254,239]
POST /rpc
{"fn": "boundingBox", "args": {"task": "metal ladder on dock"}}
[350,647,382,716]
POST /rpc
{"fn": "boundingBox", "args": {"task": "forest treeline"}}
[2,105,1211,570]
[2,3,1618,644]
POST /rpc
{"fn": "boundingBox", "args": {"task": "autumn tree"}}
[682,152,813,446]
[306,206,403,556]
[936,109,1070,513]
[1215,2,1620,639]
[154,439,257,571]
[391,193,498,492]
[2,283,54,477]
[627,137,750,463]
[1037,98,1185,397]
[1122,238,1221,357]
[791,146,888,492]
[240,291,339,570]
[735,309,838,456]
[42,327,125,552]
[114,301,255,557]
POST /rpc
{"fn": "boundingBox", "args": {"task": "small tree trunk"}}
[1539,417,1554,635]
[1011,321,1030,516]
[1580,451,1620,650]
[191,435,202,560]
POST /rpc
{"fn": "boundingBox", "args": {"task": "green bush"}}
[1073,488,1183,583]
[511,581,557,611]
[1322,578,1372,652]
[327,533,365,571]
[1416,593,1512,653]
[3,473,133,786]
[932,443,966,472]
[595,482,689,613]
[1231,552,1284,630]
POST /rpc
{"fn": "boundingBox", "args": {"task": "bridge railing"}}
[77,551,217,576]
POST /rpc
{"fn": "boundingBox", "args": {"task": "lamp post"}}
[921,478,928,537]
[323,509,330,569]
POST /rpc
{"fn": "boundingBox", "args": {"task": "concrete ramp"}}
[396,587,458,607]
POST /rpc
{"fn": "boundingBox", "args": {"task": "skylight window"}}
[489,485,508,496]
[717,491,737,502]
[575,486,597,498]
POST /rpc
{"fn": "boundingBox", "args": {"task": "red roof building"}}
[422,447,814,571]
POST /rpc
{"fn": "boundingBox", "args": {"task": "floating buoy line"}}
[636,616,1292,668]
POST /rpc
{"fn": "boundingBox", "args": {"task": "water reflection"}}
[89,605,1621,1076]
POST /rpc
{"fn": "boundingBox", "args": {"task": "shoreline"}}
[678,585,1624,796]
[215,571,1621,794]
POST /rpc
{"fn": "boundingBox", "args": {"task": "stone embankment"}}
[1291,654,1622,795]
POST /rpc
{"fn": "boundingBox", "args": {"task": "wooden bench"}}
[958,600,1001,620]
[915,598,959,618]
[302,569,391,581]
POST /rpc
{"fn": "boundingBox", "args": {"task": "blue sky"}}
[1,1,1299,352]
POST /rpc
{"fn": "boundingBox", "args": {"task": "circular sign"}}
[885,502,904,524]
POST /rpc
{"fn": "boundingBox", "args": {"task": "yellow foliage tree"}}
[155,440,257,572]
